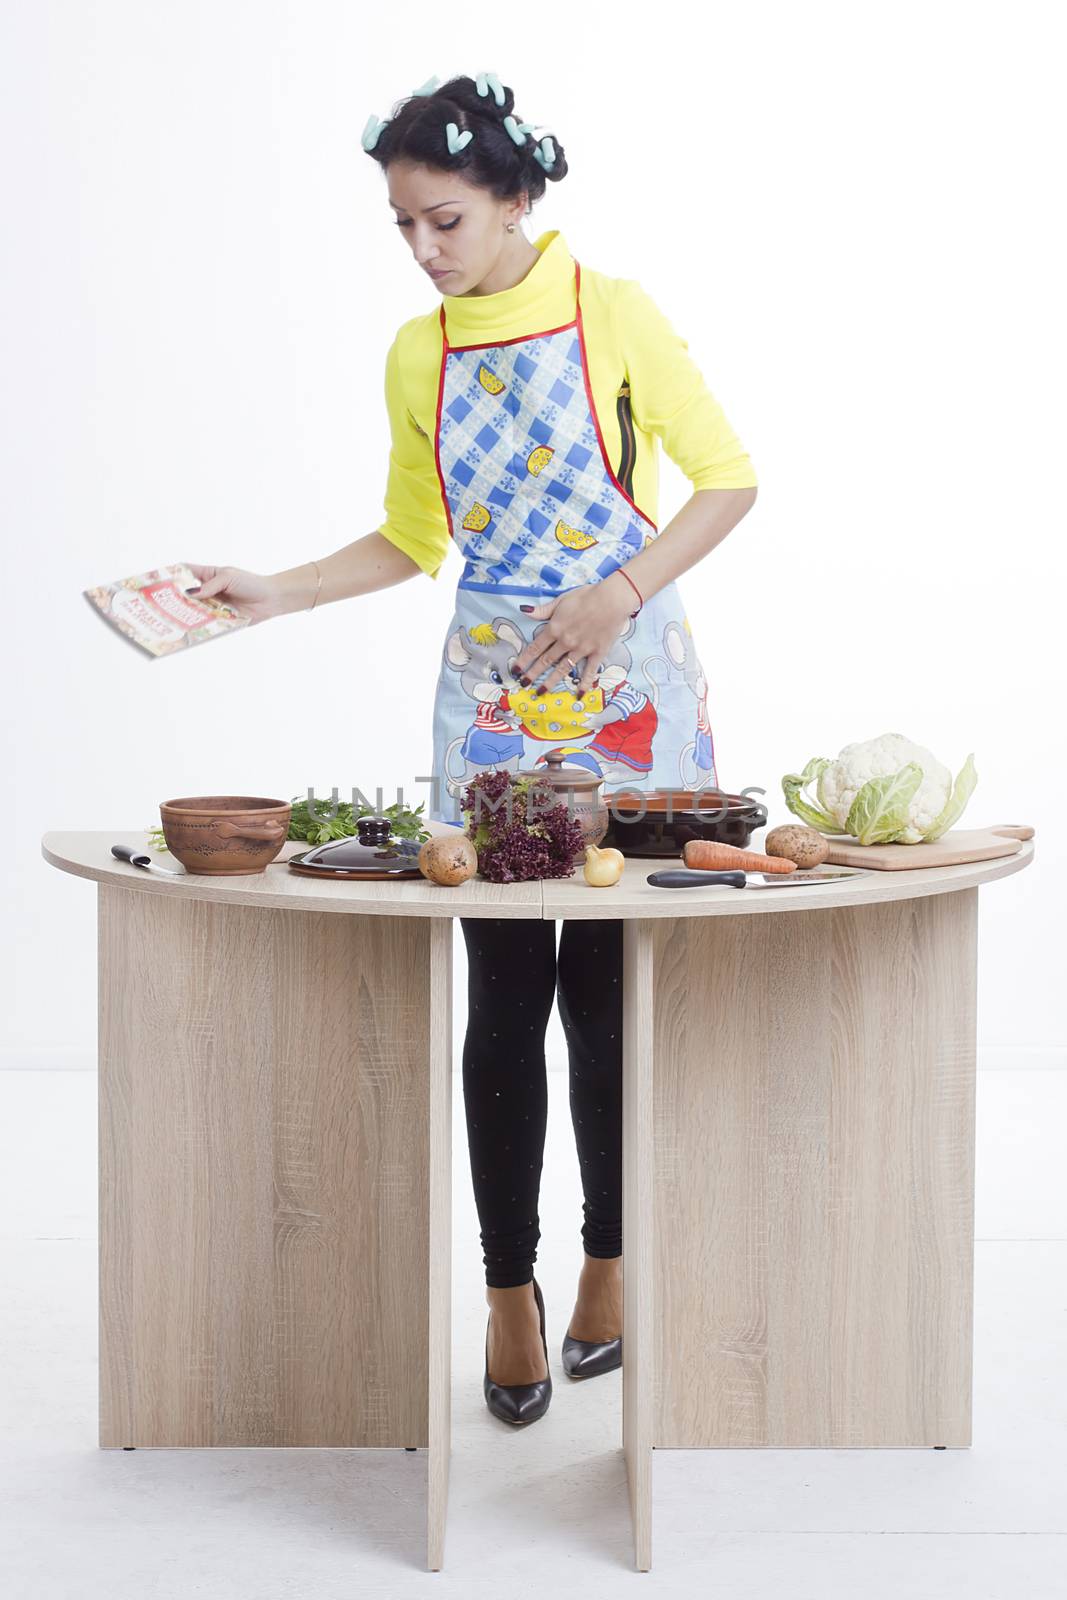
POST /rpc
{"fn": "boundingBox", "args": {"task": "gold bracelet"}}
[308,559,323,611]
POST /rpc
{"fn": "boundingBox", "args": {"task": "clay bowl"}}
[159,795,292,875]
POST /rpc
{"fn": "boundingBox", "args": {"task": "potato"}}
[418,833,479,886]
[764,824,829,868]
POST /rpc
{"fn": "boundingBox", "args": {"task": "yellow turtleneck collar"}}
[439,228,577,343]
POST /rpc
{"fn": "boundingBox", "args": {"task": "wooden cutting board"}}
[821,823,1034,870]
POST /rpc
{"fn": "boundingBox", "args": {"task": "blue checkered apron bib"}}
[427,260,718,826]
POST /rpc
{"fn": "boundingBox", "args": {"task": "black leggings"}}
[459,916,624,1288]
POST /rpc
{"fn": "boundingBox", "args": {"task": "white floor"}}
[1,1050,1064,1597]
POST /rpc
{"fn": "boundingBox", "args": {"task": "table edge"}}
[42,831,1035,920]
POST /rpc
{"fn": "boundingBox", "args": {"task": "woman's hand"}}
[514,572,637,696]
[184,564,293,625]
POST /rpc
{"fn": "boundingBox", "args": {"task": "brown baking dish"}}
[598,787,768,858]
[158,795,292,875]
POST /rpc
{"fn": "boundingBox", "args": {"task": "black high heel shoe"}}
[561,1326,622,1379]
[483,1276,552,1426]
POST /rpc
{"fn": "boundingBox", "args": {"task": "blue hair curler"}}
[361,114,390,152]
[475,70,506,107]
[445,121,474,155]
[503,114,536,147]
[533,136,556,171]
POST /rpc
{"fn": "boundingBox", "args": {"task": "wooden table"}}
[41,828,1034,1570]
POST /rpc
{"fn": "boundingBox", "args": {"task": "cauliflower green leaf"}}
[781,758,840,832]
[922,752,978,842]
[845,762,923,845]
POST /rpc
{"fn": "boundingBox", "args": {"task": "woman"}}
[188,70,758,1429]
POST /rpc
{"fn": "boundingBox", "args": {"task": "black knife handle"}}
[645,869,747,889]
[111,844,151,868]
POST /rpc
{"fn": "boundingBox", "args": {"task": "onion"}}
[583,843,625,887]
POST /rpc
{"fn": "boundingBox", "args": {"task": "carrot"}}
[682,838,798,874]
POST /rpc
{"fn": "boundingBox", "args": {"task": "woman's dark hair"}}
[362,74,569,212]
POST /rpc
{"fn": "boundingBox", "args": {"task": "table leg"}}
[97,886,454,1568]
[622,919,655,1571]
[624,890,979,1566]
[426,916,453,1571]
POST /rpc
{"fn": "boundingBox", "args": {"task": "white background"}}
[3,0,1063,1065]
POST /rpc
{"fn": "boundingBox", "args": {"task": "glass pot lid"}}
[297,815,424,875]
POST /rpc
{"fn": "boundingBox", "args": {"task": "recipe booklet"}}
[83,563,252,658]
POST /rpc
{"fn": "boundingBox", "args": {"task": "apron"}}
[427,259,719,827]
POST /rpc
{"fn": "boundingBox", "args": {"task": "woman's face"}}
[386,160,527,294]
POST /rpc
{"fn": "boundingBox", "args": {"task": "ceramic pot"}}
[159,795,292,875]
[535,750,609,848]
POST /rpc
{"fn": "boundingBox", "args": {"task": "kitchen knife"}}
[741,865,871,887]
[111,844,186,877]
[646,866,871,889]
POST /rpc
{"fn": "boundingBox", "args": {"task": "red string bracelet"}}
[617,565,643,618]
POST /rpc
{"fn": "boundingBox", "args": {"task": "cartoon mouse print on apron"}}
[428,258,718,826]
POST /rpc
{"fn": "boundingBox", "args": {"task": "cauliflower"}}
[782,733,977,846]
[820,734,951,842]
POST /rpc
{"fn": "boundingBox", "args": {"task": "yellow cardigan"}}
[377,229,758,581]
